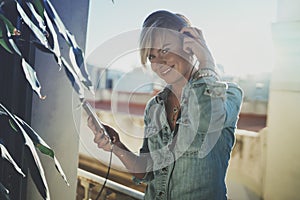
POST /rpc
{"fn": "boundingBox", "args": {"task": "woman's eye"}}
[161,48,169,54]
[148,55,154,61]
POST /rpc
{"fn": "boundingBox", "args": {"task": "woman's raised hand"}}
[180,27,216,69]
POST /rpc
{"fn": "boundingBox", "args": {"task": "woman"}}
[88,10,243,200]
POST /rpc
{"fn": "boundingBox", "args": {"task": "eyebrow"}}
[150,43,172,53]
[161,43,171,49]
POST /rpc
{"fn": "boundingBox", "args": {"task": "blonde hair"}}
[139,10,191,66]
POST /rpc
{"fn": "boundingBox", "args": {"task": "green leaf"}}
[8,119,18,132]
[32,0,45,19]
[0,143,26,177]
[0,37,13,54]
[0,14,15,34]
[0,103,50,199]
[16,1,48,48]
[0,182,10,200]
[44,10,62,68]
[0,17,14,53]
[35,143,54,158]
[14,115,70,186]
[3,23,21,55]
[26,2,47,34]
[21,58,46,100]
[61,57,85,99]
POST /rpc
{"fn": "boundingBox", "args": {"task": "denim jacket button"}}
[162,167,168,172]
[158,191,164,197]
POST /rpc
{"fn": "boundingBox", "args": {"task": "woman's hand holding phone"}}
[83,100,120,151]
[87,116,120,151]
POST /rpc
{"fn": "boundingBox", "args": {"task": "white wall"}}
[264,0,300,199]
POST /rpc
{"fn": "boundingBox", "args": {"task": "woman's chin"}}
[164,77,186,85]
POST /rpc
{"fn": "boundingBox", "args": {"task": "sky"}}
[85,0,277,76]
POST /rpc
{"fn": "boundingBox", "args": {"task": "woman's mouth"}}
[161,65,174,75]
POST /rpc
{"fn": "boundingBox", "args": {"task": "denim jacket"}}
[133,71,243,200]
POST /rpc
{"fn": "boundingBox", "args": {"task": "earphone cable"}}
[95,144,114,200]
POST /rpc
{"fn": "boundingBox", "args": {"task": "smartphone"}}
[82,100,112,143]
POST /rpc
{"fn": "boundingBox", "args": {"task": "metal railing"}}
[77,168,144,200]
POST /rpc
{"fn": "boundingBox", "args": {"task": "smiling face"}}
[147,30,193,85]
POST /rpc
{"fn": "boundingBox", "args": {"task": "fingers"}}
[180,27,202,56]
[87,116,120,151]
[94,132,108,147]
[180,27,203,40]
[93,129,112,151]
[103,124,119,143]
[93,128,105,141]
[180,27,215,68]
[87,116,97,133]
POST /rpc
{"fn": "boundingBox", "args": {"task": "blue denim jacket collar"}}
[155,68,219,104]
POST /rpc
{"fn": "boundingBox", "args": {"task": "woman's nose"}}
[155,54,167,65]
[151,62,160,71]
[151,57,167,70]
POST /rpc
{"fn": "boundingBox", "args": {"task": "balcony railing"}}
[77,168,144,200]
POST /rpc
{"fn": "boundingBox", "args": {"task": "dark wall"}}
[0,1,35,199]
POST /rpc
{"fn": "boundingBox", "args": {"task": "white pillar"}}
[27,0,90,199]
[264,0,300,199]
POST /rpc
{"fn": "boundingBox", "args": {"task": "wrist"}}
[112,141,126,158]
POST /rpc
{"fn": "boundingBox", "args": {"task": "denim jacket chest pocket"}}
[145,124,175,173]
[174,78,228,159]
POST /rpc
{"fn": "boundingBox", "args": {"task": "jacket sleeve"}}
[224,82,244,128]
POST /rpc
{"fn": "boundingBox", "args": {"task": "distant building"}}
[87,64,271,132]
[223,72,271,132]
